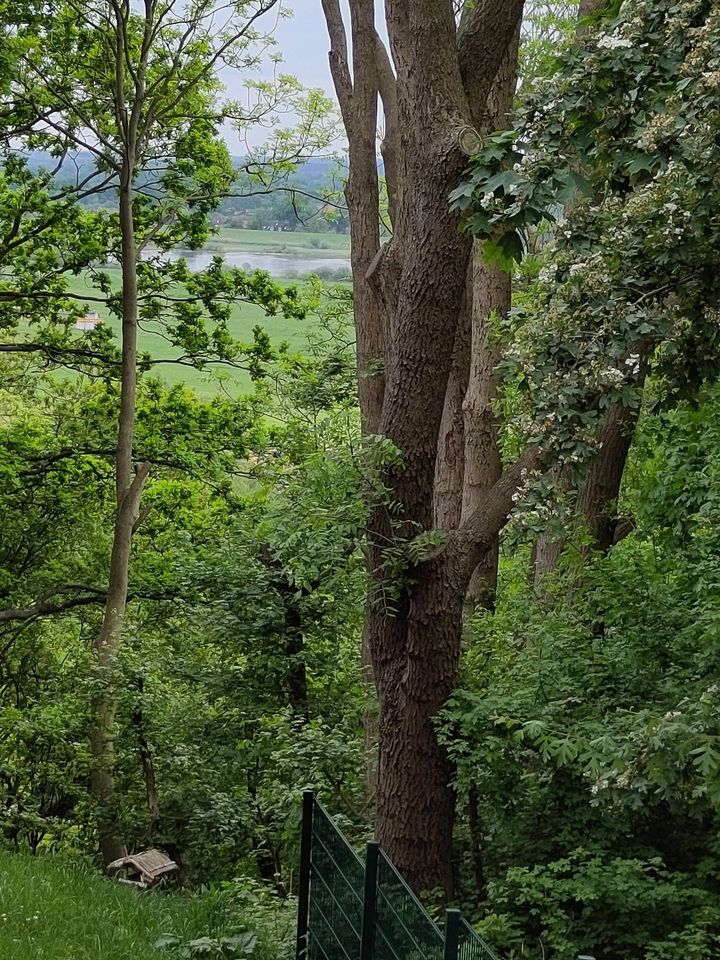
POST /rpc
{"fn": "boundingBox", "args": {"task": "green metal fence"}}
[295,791,500,960]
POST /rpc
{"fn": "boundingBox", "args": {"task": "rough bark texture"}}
[434,266,472,530]
[461,34,519,611]
[576,403,641,553]
[434,32,519,612]
[322,0,527,896]
[533,399,642,590]
[461,252,509,611]
[322,0,385,433]
[578,0,611,25]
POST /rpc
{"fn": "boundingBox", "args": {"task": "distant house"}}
[76,310,102,332]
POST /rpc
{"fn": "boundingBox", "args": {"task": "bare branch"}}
[320,0,354,121]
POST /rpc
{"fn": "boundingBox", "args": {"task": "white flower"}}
[598,34,632,50]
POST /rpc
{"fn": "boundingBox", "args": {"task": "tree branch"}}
[453,444,543,559]
[0,583,181,625]
[457,0,525,116]
[320,0,354,122]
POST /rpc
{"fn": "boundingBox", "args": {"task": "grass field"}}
[61,222,353,397]
[57,228,352,396]
[0,848,293,960]
[65,269,318,397]
[207,227,350,257]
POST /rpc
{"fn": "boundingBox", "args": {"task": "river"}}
[172,249,352,277]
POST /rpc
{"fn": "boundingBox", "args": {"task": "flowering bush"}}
[452,0,720,465]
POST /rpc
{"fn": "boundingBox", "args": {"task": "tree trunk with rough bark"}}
[322,0,529,896]
[576,402,641,553]
[461,252,510,612]
[434,268,472,531]
[438,32,520,613]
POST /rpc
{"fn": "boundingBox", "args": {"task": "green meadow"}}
[0,848,293,960]
[63,229,351,397]
[206,227,351,257]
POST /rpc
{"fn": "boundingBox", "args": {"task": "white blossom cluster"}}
[460,0,720,497]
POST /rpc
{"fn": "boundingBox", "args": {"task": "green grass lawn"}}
[0,848,293,960]
[0,849,216,960]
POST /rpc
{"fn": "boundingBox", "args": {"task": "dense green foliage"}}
[2,1,720,958]
[0,308,368,874]
[435,2,720,956]
[443,411,720,955]
[453,0,720,479]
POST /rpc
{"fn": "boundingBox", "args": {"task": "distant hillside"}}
[13,150,348,231]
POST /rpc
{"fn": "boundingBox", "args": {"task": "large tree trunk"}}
[374,555,466,895]
[323,0,527,896]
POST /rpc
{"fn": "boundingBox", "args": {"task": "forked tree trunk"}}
[323,0,527,896]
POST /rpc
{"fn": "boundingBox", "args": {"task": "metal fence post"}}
[444,908,461,960]
[360,841,380,960]
[295,791,314,960]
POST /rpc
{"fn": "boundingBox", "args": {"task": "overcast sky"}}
[222,1,388,152]
[275,3,336,93]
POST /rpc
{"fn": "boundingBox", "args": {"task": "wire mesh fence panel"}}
[374,850,445,960]
[297,793,503,960]
[457,918,501,960]
[308,800,365,960]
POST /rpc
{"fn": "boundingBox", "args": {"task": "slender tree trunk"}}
[461,33,519,612]
[131,676,161,842]
[89,168,146,866]
[533,523,565,588]
[434,267,471,530]
[461,250,509,612]
[323,0,386,803]
[285,602,309,722]
[576,402,640,554]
